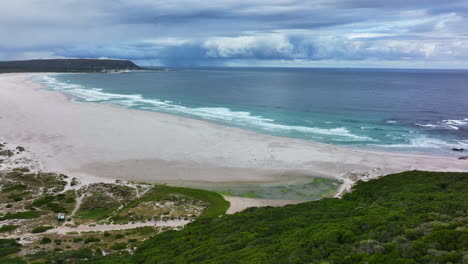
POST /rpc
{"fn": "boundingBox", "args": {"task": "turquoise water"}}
[31,67,468,157]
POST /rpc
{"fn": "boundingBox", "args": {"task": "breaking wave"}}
[33,75,372,142]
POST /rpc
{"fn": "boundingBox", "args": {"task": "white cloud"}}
[203,35,293,58]
[1,0,468,68]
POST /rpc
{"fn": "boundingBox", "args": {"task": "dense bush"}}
[19,171,468,264]
[0,225,19,233]
[129,171,468,264]
[0,239,21,257]
[0,211,40,221]
[84,237,101,244]
[31,226,54,233]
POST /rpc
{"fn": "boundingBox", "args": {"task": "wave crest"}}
[34,75,371,142]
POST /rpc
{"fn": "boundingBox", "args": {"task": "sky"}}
[1,0,468,68]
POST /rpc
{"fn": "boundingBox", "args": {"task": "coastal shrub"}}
[124,171,468,264]
[0,150,14,157]
[31,226,54,233]
[32,196,54,207]
[0,239,22,257]
[77,192,120,220]
[12,167,29,173]
[1,184,27,193]
[0,225,19,233]
[9,171,468,264]
[0,257,26,264]
[7,194,23,202]
[39,237,52,244]
[110,242,128,250]
[114,185,230,221]
[46,202,66,213]
[32,195,69,213]
[0,211,40,221]
[84,237,100,244]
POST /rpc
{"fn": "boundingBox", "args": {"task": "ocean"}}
[31,67,468,157]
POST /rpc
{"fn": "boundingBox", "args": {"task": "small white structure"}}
[57,213,66,221]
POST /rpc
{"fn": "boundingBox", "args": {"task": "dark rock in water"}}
[0,59,145,73]
[459,156,468,160]
[452,148,464,152]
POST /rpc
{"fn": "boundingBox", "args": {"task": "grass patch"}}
[0,150,14,157]
[110,242,128,250]
[0,211,40,221]
[1,184,27,193]
[39,237,52,244]
[118,185,229,219]
[0,239,21,257]
[76,208,116,220]
[31,226,54,233]
[0,225,19,233]
[84,237,101,244]
[32,192,74,213]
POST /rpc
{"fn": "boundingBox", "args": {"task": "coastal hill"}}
[0,59,143,73]
[1,169,466,263]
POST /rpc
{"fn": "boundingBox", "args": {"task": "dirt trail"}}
[46,219,190,234]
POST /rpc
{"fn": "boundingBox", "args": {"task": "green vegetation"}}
[4,169,467,264]
[31,226,54,233]
[114,185,229,220]
[75,183,137,220]
[2,171,67,193]
[1,184,27,193]
[0,211,40,221]
[85,171,465,264]
[32,192,75,213]
[84,237,101,244]
[0,150,14,157]
[40,237,52,244]
[0,225,19,233]
[0,239,22,257]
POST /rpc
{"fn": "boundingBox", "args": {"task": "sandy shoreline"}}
[1,73,468,199]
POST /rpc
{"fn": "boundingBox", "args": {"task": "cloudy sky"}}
[1,0,468,68]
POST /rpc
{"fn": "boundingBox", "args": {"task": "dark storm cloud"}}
[1,0,468,68]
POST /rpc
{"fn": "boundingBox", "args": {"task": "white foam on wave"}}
[35,75,374,142]
[416,123,438,128]
[416,118,468,131]
[372,137,466,150]
[441,119,468,126]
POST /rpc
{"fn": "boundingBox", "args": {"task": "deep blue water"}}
[32,67,468,156]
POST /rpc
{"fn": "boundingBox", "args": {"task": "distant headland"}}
[0,59,146,73]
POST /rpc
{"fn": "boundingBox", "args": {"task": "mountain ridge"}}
[0,59,144,73]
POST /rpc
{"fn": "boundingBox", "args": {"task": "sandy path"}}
[0,220,190,240]
[46,220,190,235]
[0,73,467,191]
[224,196,304,214]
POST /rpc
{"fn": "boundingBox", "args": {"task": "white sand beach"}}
[1,73,468,199]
